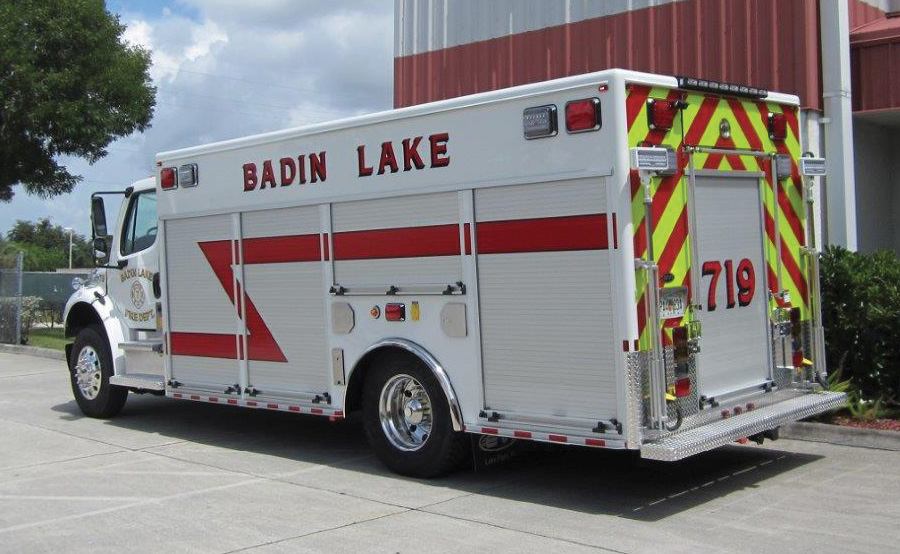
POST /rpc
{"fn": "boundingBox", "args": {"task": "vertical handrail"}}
[803,176,827,379]
[771,154,784,298]
[640,174,668,432]
[685,150,702,309]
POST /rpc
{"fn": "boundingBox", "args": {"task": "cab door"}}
[108,189,159,330]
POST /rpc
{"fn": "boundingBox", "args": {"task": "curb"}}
[781,421,900,451]
[0,344,65,361]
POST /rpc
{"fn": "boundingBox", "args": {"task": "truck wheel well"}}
[344,341,464,432]
[344,347,418,414]
[65,302,104,339]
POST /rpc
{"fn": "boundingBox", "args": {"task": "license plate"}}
[659,287,688,320]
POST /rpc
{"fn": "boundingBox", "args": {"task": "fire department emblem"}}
[131,281,146,309]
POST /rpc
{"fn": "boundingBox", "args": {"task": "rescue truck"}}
[64,69,845,477]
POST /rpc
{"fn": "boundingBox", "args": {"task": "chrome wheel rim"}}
[379,374,433,451]
[74,346,102,400]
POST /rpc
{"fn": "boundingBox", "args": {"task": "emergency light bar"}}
[676,76,768,99]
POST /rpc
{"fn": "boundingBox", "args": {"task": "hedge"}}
[0,296,42,344]
[819,247,900,407]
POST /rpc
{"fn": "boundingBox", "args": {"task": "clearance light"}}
[160,167,178,190]
[647,98,679,131]
[565,98,601,133]
[768,112,788,140]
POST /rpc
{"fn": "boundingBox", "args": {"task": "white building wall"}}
[853,118,900,253]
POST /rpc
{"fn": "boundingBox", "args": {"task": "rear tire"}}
[69,326,128,418]
[362,354,468,478]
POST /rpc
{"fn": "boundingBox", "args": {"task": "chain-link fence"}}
[1,251,90,345]
[0,252,26,344]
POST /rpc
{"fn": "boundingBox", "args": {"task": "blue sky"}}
[0,0,393,245]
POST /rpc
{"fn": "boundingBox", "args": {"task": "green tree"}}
[1,218,92,270]
[0,0,155,201]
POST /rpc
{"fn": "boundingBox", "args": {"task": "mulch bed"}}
[831,417,900,432]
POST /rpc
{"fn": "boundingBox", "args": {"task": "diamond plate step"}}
[640,391,847,461]
[110,373,165,391]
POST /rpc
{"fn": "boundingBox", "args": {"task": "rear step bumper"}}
[640,391,846,461]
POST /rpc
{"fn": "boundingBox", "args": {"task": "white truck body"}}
[64,69,844,472]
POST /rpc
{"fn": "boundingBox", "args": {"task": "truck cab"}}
[63,177,164,417]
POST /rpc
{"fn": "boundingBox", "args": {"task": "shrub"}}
[0,296,42,344]
[819,247,900,407]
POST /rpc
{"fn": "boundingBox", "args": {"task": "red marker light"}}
[385,303,405,322]
[565,98,601,133]
[160,167,178,190]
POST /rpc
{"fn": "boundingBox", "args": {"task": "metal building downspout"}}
[820,0,858,250]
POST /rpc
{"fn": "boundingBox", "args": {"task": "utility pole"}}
[63,227,74,269]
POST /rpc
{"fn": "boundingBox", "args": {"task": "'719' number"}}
[701,259,756,311]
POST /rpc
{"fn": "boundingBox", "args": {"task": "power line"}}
[152,64,378,100]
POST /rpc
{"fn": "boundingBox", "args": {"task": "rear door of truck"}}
[627,82,807,408]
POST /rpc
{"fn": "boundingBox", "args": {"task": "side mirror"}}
[91,196,108,238]
[93,237,108,261]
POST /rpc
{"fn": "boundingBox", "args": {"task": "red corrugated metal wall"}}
[395,0,886,111]
[851,14,900,112]
[848,1,886,28]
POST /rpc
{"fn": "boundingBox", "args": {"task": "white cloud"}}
[0,1,394,238]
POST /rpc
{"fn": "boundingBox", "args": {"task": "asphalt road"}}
[0,351,897,554]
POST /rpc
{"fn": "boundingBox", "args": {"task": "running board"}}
[640,391,846,461]
[110,373,165,391]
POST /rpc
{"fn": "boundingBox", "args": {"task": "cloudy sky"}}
[0,0,394,238]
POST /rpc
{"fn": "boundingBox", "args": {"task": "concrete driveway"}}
[0,351,897,553]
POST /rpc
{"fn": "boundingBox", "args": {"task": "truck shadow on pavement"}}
[52,393,822,522]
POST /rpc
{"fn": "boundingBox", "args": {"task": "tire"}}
[362,354,469,478]
[69,326,128,418]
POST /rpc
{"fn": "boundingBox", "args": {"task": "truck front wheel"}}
[69,326,127,418]
[362,354,468,477]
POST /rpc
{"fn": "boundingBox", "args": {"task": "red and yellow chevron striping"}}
[627,85,808,350]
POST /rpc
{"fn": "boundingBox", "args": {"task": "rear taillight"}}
[565,98,601,133]
[673,325,690,364]
[672,325,693,398]
[647,99,679,131]
[674,377,691,398]
[790,307,802,341]
[160,167,178,190]
[768,112,787,140]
